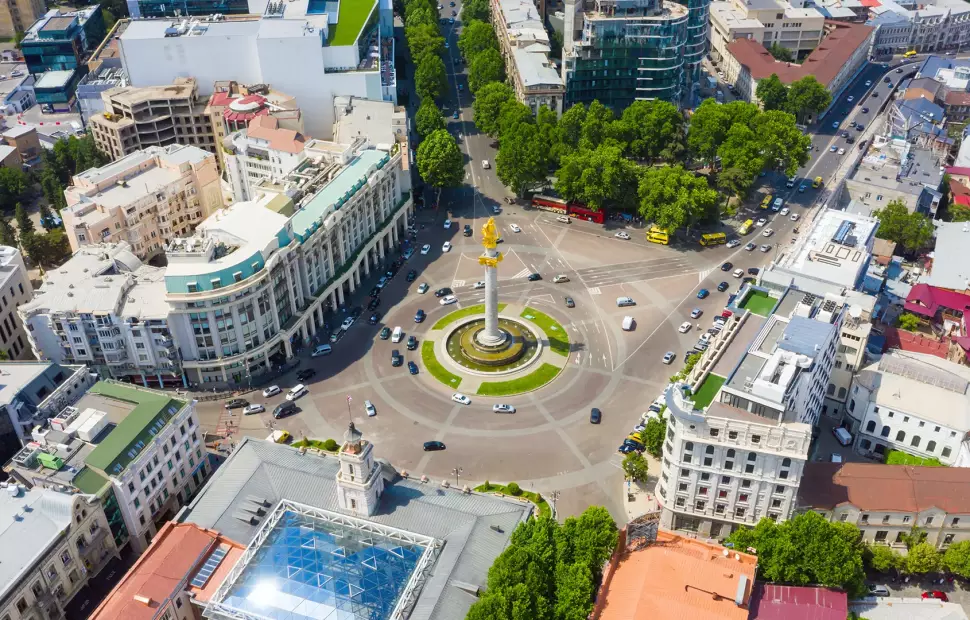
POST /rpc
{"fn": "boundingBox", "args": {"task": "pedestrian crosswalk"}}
[510,268,530,279]
[452,279,466,288]
[698,267,715,283]
[587,287,602,295]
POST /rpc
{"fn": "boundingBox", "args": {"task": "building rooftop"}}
[244,115,305,154]
[799,462,970,514]
[596,530,757,620]
[1,125,34,140]
[0,484,82,601]
[727,20,873,87]
[853,350,970,431]
[497,0,562,90]
[82,381,187,477]
[333,96,407,148]
[20,242,167,318]
[23,6,98,43]
[89,521,245,620]
[926,220,970,291]
[769,209,878,293]
[180,436,533,620]
[749,584,848,620]
[0,363,58,407]
[904,283,970,319]
[848,597,969,620]
[34,70,76,90]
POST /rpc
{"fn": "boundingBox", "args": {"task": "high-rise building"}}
[62,144,224,260]
[0,247,32,362]
[678,0,711,93]
[0,0,44,39]
[224,116,308,202]
[562,0,688,110]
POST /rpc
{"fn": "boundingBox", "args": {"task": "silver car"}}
[492,404,516,413]
[262,385,281,397]
[243,404,265,415]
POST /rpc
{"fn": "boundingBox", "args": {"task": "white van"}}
[832,427,853,446]
[286,384,308,401]
[391,326,403,343]
[622,316,634,331]
[616,296,636,307]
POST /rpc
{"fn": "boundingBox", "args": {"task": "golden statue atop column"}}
[477,217,505,346]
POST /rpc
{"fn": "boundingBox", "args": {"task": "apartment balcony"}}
[27,590,60,619]
[156,338,174,348]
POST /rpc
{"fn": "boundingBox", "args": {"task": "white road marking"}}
[588,287,601,295]
[452,279,465,287]
[698,267,714,282]
[511,268,530,279]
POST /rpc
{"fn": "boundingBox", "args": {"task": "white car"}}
[452,393,471,405]
[421,244,431,255]
[341,316,356,330]
[286,384,308,401]
[473,281,486,289]
[443,219,452,229]
[556,215,570,224]
[690,308,703,319]
[510,223,522,233]
[662,351,676,364]
[726,239,741,248]
[733,268,744,278]
[678,321,692,333]
[847,96,855,103]
[442,241,452,252]
[614,231,631,240]
[790,213,800,221]
[481,160,490,169]
[745,242,756,251]
[263,385,281,397]
[493,404,516,413]
[553,275,569,283]
[243,404,265,415]
[780,207,789,216]
[418,282,429,294]
[762,228,774,237]
[756,217,767,227]
[865,80,872,87]
[760,244,772,252]
[492,206,501,214]
[440,295,458,305]
[365,400,376,417]
[838,148,846,155]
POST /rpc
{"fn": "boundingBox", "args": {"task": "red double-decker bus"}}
[530,195,605,224]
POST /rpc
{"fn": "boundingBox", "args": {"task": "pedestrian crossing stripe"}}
[511,268,530,279]
[588,287,601,295]
[453,280,466,288]
[698,268,714,283]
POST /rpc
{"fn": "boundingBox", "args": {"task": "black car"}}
[350,306,363,319]
[408,361,419,375]
[527,273,542,281]
[391,350,403,366]
[273,402,297,419]
[862,107,869,114]
[406,269,417,282]
[840,130,849,138]
[720,262,732,271]
[423,440,445,451]
[414,309,426,323]
[296,368,316,381]
[367,297,381,311]
[846,136,855,144]
[463,224,473,237]
[225,398,248,409]
[871,91,879,97]
[435,287,453,298]
[564,296,575,308]
[717,281,730,292]
[748,267,760,275]
[379,326,391,340]
[590,407,602,424]
[407,335,418,350]
[368,286,380,297]
[856,123,865,131]
[368,312,382,325]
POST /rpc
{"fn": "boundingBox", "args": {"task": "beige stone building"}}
[800,463,970,550]
[62,144,223,260]
[2,125,41,165]
[88,77,216,162]
[709,0,826,64]
[0,0,44,39]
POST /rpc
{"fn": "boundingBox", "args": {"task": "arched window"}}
[706,446,714,454]
[748,452,756,461]
[827,384,836,396]
[880,426,891,438]
[685,442,693,451]
[782,458,791,467]
[838,387,847,399]
[727,449,736,458]
[866,420,876,432]
[927,440,937,453]
[911,436,921,448]
[896,430,906,442]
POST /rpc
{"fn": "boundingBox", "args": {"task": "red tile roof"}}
[799,463,970,513]
[905,283,970,318]
[946,91,970,106]
[859,0,881,7]
[948,166,970,177]
[89,522,244,620]
[749,584,848,620]
[882,326,949,358]
[247,115,306,154]
[727,21,874,87]
[595,531,757,620]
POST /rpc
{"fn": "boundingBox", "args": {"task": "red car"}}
[922,591,949,602]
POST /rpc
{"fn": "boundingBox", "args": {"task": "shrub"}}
[507,482,522,496]
[322,438,340,452]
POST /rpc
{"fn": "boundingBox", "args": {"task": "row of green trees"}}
[755,74,833,123]
[466,507,619,620]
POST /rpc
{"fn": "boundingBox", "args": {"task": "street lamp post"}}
[452,466,463,488]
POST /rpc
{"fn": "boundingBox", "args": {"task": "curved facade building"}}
[677,0,710,90]
[563,0,688,109]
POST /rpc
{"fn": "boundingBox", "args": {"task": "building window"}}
[896,430,906,442]
[875,531,888,542]
[866,420,876,432]
[911,436,921,448]
[927,441,936,453]
[751,435,760,444]
[945,534,955,544]
[943,447,952,458]
[880,426,890,438]
[710,429,719,437]
[862,514,869,523]
[695,501,706,510]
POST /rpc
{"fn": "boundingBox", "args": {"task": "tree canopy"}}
[906,543,941,574]
[416,129,464,197]
[468,47,505,94]
[458,20,498,59]
[496,122,548,197]
[473,82,515,137]
[873,199,934,252]
[724,511,866,596]
[415,100,446,137]
[638,165,719,231]
[555,145,640,212]
[0,167,29,212]
[767,43,794,63]
[621,451,649,481]
[786,76,832,123]
[461,0,491,22]
[756,74,789,112]
[620,100,684,162]
[866,544,903,573]
[943,540,970,578]
[414,53,448,102]
[641,416,665,458]
[466,507,619,620]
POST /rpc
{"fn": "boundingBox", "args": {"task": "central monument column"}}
[476,217,506,347]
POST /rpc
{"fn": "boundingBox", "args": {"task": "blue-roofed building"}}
[164,139,412,386]
[181,427,532,620]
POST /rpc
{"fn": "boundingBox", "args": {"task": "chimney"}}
[133,595,153,605]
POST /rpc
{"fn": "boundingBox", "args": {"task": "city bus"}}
[699,232,727,247]
[646,225,670,245]
[761,194,773,209]
[813,176,823,189]
[530,195,605,224]
[738,219,754,235]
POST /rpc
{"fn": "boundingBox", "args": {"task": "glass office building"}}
[563,0,689,110]
[675,0,710,90]
[128,0,248,19]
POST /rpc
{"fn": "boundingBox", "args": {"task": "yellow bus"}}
[903,50,917,58]
[813,176,823,188]
[761,194,773,209]
[699,232,727,247]
[646,225,670,245]
[738,219,754,235]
